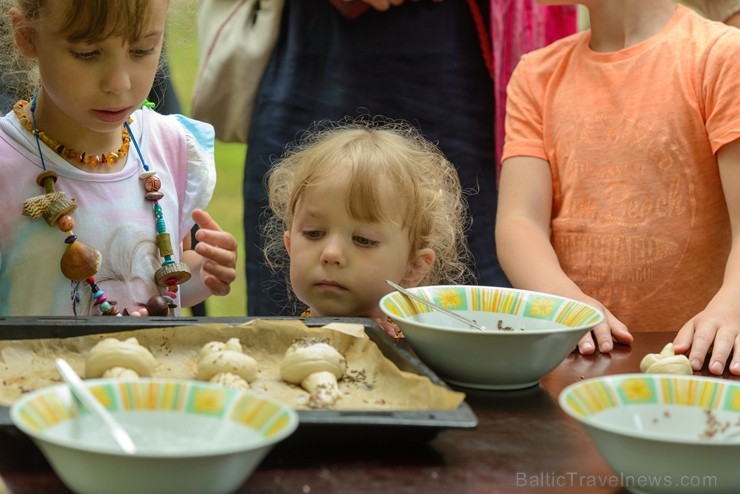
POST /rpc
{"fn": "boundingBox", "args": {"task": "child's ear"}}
[400,248,435,288]
[10,8,37,58]
[283,231,292,255]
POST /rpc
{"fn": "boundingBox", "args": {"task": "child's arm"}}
[673,138,740,375]
[179,209,238,307]
[496,156,633,354]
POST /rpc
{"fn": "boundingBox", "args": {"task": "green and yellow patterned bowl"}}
[560,374,740,494]
[379,286,603,390]
[11,378,298,494]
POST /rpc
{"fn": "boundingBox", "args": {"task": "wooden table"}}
[0,331,735,494]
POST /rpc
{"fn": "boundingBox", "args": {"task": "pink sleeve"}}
[490,1,577,174]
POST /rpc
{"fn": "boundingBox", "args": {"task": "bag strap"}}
[465,0,494,80]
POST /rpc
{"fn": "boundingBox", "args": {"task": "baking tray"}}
[0,316,477,442]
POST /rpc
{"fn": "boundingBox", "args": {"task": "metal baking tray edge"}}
[0,316,478,442]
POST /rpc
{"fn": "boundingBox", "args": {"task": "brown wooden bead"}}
[155,261,191,287]
[57,214,75,232]
[36,171,58,192]
[145,295,170,316]
[43,195,77,226]
[145,191,164,202]
[144,175,161,192]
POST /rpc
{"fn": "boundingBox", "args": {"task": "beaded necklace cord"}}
[13,99,130,167]
[18,97,191,316]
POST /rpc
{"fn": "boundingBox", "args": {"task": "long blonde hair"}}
[264,117,473,302]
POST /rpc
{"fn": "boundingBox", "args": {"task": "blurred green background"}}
[167,1,248,317]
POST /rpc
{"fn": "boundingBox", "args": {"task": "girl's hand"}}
[575,301,633,355]
[372,318,403,338]
[192,209,238,296]
[673,297,740,376]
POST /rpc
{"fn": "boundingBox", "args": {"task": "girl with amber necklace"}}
[0,0,238,316]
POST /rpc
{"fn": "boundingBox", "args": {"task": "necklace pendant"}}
[155,261,192,287]
[143,295,171,316]
[22,172,78,226]
[41,195,77,226]
[61,239,102,281]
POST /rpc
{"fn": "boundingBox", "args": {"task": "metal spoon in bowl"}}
[385,280,487,331]
[717,428,740,442]
[55,358,137,455]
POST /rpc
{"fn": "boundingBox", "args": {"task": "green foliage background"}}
[167,1,248,317]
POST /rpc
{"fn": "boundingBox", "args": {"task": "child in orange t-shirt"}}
[496,0,740,375]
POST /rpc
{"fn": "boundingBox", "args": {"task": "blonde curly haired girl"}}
[263,117,472,335]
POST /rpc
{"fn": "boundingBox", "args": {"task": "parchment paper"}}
[0,319,464,410]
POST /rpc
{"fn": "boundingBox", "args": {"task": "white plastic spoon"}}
[55,358,137,455]
[385,280,487,331]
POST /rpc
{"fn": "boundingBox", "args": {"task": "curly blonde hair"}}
[263,117,473,305]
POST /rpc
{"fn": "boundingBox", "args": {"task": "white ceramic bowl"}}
[559,374,740,494]
[11,378,299,494]
[379,285,603,390]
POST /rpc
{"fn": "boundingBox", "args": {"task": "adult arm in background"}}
[495,156,634,355]
[674,138,740,376]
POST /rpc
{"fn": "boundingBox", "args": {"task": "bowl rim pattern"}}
[10,378,299,457]
[559,373,740,445]
[380,285,604,332]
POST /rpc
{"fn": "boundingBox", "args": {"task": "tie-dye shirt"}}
[0,108,215,316]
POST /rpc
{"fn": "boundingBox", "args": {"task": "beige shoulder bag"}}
[191,0,285,143]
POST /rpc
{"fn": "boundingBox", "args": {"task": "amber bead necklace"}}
[18,96,191,315]
[13,99,130,167]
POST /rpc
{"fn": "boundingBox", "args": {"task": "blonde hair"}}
[264,117,473,300]
[1,0,167,104]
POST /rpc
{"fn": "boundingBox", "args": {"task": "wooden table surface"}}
[0,331,735,494]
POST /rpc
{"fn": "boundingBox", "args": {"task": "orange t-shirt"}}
[502,5,740,331]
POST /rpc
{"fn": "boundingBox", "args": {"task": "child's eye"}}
[302,230,324,240]
[131,48,156,58]
[354,236,378,247]
[71,50,99,61]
